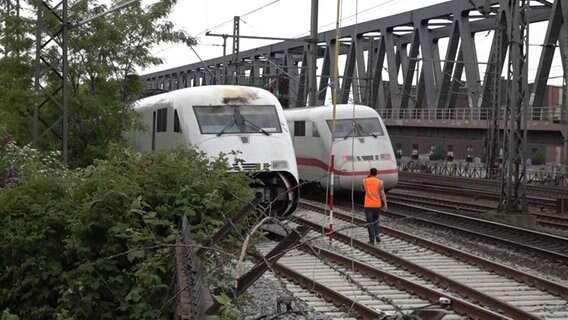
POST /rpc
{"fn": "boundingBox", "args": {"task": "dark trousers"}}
[365,207,381,242]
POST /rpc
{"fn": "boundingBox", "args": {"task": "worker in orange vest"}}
[362,168,388,244]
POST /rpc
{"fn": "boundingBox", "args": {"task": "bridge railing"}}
[379,106,564,122]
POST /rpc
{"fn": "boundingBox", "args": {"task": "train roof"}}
[135,85,281,110]
[283,104,380,121]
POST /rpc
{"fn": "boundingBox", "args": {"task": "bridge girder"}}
[142,0,565,114]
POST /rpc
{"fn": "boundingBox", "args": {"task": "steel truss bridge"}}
[141,0,567,114]
[141,0,568,210]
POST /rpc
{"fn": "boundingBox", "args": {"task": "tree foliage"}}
[429,144,447,161]
[0,141,255,319]
[1,3,267,318]
[0,4,35,143]
[0,0,197,167]
[531,150,546,165]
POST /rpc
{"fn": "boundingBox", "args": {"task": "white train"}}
[126,85,299,218]
[284,104,398,192]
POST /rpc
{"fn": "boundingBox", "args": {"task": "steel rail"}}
[263,229,507,320]
[399,171,568,199]
[299,200,568,297]
[301,200,568,299]
[290,235,512,320]
[271,263,383,319]
[386,201,568,263]
[389,191,568,232]
[396,181,556,209]
[294,202,568,308]
[292,213,538,320]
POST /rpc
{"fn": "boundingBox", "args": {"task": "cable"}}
[240,17,268,38]
[293,0,404,38]
[349,0,359,258]
[195,0,281,38]
[326,0,344,241]
[151,0,282,57]
[188,45,220,83]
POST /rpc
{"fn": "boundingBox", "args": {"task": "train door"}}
[152,111,157,151]
[152,107,168,150]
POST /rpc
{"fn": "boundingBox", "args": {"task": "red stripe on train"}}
[296,157,398,176]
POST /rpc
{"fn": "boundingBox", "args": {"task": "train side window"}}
[157,108,167,132]
[312,121,320,137]
[294,121,305,136]
[174,110,182,133]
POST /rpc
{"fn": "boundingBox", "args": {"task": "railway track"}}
[382,199,568,264]
[388,187,568,235]
[255,237,464,320]
[266,201,568,319]
[306,186,568,265]
[399,171,568,200]
[393,182,555,211]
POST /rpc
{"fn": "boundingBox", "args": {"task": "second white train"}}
[284,104,398,192]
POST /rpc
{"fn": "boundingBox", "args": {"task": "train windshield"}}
[194,105,282,135]
[326,118,384,138]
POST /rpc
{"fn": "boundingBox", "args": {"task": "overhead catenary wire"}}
[348,0,359,254]
[197,0,282,37]
[150,0,282,58]
[326,0,342,241]
[293,0,405,38]
[151,0,408,70]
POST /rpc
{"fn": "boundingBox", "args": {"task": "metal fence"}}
[174,215,207,320]
[398,160,568,187]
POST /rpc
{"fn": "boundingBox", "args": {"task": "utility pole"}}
[232,16,240,85]
[33,0,69,163]
[560,3,568,166]
[32,0,147,164]
[482,0,501,179]
[499,0,529,213]
[308,0,318,106]
[206,28,306,89]
[486,22,503,180]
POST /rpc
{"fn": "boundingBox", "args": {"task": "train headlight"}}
[342,155,354,162]
[380,153,392,160]
[271,160,288,170]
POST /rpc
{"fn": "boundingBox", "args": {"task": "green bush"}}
[0,145,254,319]
[429,144,446,161]
[531,151,546,165]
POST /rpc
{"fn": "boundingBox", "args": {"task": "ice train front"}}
[188,86,300,218]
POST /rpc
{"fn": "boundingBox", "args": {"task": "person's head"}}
[369,168,377,176]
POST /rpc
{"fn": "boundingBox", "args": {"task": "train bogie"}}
[284,104,398,193]
[126,85,299,218]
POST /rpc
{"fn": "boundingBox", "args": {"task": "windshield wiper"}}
[242,119,270,135]
[342,126,355,139]
[216,118,238,136]
[356,123,377,138]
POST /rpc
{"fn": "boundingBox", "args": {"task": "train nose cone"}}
[336,161,370,191]
[337,159,398,191]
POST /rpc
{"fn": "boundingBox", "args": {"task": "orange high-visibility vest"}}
[363,176,383,208]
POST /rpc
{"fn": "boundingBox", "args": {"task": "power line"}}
[195,0,281,37]
[150,0,282,58]
[293,0,404,38]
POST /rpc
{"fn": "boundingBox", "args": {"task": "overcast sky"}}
[139,0,564,86]
[141,0,449,74]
